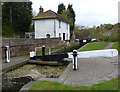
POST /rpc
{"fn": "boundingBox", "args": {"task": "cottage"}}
[32,6,70,40]
[104,32,112,36]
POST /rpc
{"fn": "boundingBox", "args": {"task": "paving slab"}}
[2,57,29,73]
[59,57,118,86]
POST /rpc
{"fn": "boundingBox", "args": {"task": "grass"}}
[29,77,119,91]
[2,25,17,38]
[19,54,29,58]
[37,42,79,55]
[79,41,110,51]
[112,42,120,53]
[68,42,78,46]
[18,42,80,59]
[18,42,76,57]
[52,42,80,54]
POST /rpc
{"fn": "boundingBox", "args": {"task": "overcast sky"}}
[30,0,119,27]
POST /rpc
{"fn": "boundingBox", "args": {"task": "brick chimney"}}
[39,6,44,13]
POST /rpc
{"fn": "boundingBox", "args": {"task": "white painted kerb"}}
[68,49,118,58]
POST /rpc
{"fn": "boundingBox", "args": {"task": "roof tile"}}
[32,10,70,23]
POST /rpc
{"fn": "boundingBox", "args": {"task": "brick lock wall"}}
[2,39,65,59]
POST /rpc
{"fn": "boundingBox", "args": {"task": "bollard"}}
[5,46,10,63]
[42,45,45,56]
[72,50,78,70]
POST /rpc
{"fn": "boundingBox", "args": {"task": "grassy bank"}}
[37,44,67,55]
[29,77,119,91]
[112,42,120,53]
[52,42,80,54]
[19,42,80,58]
[37,42,80,55]
[2,25,17,38]
[79,41,110,51]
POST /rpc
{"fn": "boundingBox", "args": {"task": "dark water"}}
[2,75,33,92]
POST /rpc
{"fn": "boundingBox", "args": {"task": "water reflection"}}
[2,76,33,92]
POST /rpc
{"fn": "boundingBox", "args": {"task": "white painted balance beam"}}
[68,49,118,58]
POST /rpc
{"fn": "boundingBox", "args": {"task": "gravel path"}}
[104,43,114,49]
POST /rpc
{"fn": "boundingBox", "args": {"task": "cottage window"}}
[66,34,68,40]
[66,23,68,30]
[59,20,61,28]
[59,33,61,37]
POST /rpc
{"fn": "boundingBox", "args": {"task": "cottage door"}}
[63,33,65,40]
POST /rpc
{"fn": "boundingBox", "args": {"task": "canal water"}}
[2,42,86,92]
[2,64,67,92]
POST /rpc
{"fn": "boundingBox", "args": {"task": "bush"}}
[109,33,118,42]
[2,25,17,38]
[112,42,120,53]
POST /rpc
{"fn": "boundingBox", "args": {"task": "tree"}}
[2,2,32,37]
[67,4,75,30]
[2,2,11,25]
[57,3,76,31]
[61,9,73,23]
[57,3,65,14]
[12,2,32,35]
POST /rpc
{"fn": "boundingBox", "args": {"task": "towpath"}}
[104,42,114,49]
[58,42,118,86]
[59,56,118,86]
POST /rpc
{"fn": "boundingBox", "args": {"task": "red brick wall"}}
[2,41,65,59]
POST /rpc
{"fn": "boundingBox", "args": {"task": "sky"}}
[30,0,119,27]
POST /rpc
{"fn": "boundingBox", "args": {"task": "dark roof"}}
[32,10,70,24]
[104,32,112,34]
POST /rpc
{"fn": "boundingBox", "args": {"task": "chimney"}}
[39,6,44,13]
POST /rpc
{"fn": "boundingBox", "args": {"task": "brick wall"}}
[2,38,65,59]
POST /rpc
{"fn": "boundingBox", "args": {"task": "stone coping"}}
[2,57,29,74]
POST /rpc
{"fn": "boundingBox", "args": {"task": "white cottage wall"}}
[34,19,70,40]
[35,19,55,39]
[55,19,70,40]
